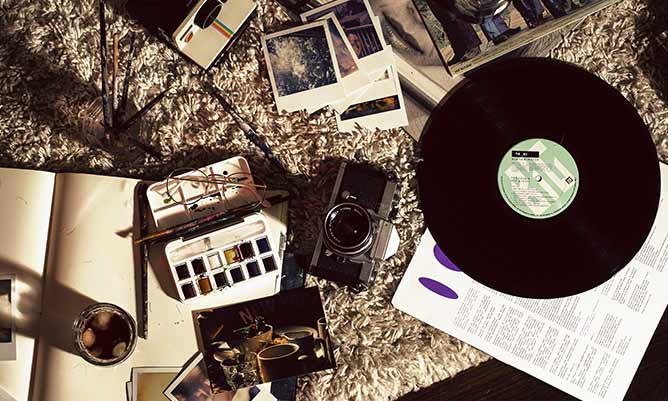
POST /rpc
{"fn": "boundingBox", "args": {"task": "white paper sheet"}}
[393,163,668,401]
[32,173,199,401]
[0,168,55,401]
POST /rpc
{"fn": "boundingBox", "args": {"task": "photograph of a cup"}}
[72,303,137,367]
[282,331,315,358]
[257,343,299,382]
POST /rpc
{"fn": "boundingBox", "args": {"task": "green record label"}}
[498,138,579,219]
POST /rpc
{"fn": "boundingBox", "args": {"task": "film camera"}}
[172,0,257,69]
[310,162,400,291]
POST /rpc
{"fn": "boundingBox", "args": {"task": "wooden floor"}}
[397,309,668,401]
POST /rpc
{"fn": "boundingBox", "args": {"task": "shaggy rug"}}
[0,0,667,400]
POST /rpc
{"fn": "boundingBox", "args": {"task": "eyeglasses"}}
[164,167,268,212]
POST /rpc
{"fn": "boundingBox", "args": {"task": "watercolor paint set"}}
[146,157,288,305]
[164,208,287,303]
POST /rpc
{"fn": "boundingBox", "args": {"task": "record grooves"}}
[418,58,660,298]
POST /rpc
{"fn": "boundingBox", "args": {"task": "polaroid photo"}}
[131,367,180,401]
[336,65,408,132]
[165,353,298,401]
[320,14,372,113]
[164,353,215,401]
[301,0,394,74]
[126,381,132,401]
[262,20,346,113]
[0,274,16,361]
[194,287,335,394]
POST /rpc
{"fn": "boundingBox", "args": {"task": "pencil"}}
[118,32,136,119]
[98,0,111,129]
[112,33,119,127]
[120,87,170,131]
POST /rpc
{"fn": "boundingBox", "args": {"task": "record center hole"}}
[534,174,543,182]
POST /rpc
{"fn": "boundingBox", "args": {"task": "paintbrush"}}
[98,0,111,129]
[206,83,288,173]
[112,33,119,127]
[118,31,136,119]
[135,193,290,244]
[659,31,668,54]
[120,87,170,131]
[121,133,163,159]
[136,182,150,339]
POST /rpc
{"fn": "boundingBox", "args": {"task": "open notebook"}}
[0,168,204,401]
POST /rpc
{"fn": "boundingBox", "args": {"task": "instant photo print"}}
[262,20,346,113]
[193,287,336,393]
[0,274,16,361]
[130,367,180,401]
[164,353,298,401]
[322,14,371,113]
[301,0,394,74]
[172,0,257,69]
[336,66,408,132]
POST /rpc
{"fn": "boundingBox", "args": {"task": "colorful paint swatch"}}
[224,248,239,264]
[192,258,206,275]
[208,253,223,269]
[262,256,277,272]
[239,242,254,260]
[256,237,271,254]
[198,277,213,294]
[230,267,245,283]
[247,261,261,278]
[182,283,196,299]
[213,271,227,288]
[175,264,190,280]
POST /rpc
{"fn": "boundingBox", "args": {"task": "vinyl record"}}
[418,58,660,298]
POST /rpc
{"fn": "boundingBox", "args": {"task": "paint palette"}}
[164,204,288,304]
[146,157,260,229]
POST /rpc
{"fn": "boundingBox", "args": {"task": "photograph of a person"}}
[193,287,336,394]
[327,18,359,77]
[302,0,383,59]
[165,353,297,401]
[264,25,338,97]
[414,0,611,75]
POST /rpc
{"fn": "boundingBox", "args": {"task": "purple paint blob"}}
[419,277,459,299]
[433,245,461,272]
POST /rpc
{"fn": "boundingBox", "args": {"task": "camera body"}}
[310,162,400,291]
[172,0,257,70]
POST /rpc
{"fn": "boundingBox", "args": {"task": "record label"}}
[497,138,579,219]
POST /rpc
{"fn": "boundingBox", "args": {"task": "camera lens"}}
[194,0,222,29]
[323,203,373,256]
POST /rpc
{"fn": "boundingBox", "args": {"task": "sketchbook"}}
[0,167,229,401]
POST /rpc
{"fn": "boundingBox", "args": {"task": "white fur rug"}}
[0,0,666,400]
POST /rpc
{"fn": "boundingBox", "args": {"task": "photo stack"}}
[261,0,408,132]
[125,354,297,401]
